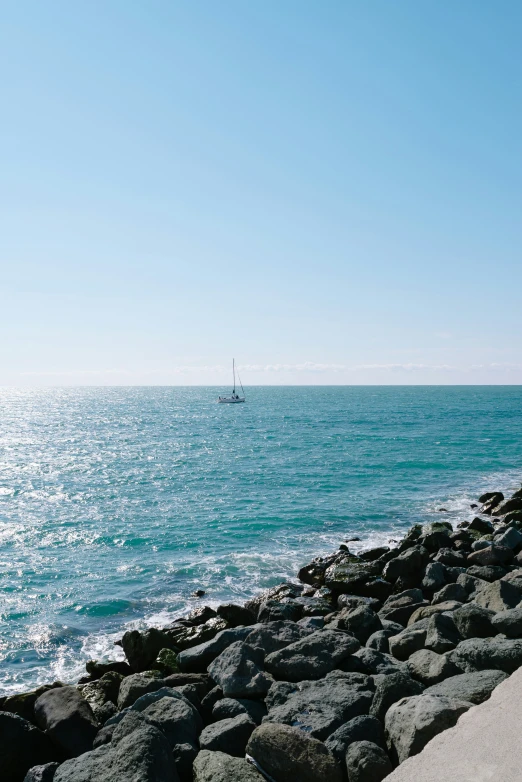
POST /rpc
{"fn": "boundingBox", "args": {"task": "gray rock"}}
[424,613,461,654]
[432,582,468,605]
[449,637,522,673]
[422,562,446,592]
[494,527,522,550]
[388,627,427,661]
[193,750,264,782]
[452,603,495,638]
[383,547,426,582]
[53,712,178,782]
[348,648,407,675]
[216,604,256,627]
[468,517,495,534]
[23,763,59,782]
[245,621,314,655]
[337,595,382,612]
[385,694,472,764]
[264,629,359,682]
[0,712,57,782]
[433,549,467,567]
[121,628,179,672]
[423,669,507,704]
[208,642,273,698]
[137,691,202,749]
[117,670,164,709]
[211,698,246,722]
[345,740,393,782]
[172,742,198,781]
[167,617,228,651]
[467,545,514,567]
[494,497,522,516]
[325,715,386,764]
[366,627,400,653]
[407,649,459,685]
[34,686,98,758]
[370,671,424,721]
[178,627,254,673]
[199,713,256,756]
[80,672,123,714]
[407,601,463,626]
[246,722,343,782]
[2,684,62,724]
[456,572,486,595]
[257,599,303,623]
[474,579,521,612]
[337,606,382,644]
[264,671,374,739]
[466,565,507,582]
[378,589,427,625]
[325,560,380,593]
[297,616,325,630]
[491,607,522,637]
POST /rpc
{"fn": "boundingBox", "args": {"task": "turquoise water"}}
[1,386,521,694]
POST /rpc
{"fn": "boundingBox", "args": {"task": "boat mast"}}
[233,358,236,393]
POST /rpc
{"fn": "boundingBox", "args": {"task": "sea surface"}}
[1,386,521,694]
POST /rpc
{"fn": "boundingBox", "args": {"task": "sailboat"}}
[217,359,246,403]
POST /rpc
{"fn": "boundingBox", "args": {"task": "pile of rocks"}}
[3,487,522,782]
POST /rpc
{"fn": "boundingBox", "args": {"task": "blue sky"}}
[1,1,521,385]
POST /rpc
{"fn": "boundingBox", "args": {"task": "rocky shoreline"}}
[3,485,522,782]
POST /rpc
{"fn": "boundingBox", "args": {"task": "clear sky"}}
[1,1,521,386]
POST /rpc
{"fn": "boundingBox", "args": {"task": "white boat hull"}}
[217,397,245,403]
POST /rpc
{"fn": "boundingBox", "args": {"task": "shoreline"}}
[3,481,522,781]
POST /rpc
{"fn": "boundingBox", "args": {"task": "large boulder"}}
[216,604,256,627]
[246,723,343,782]
[257,599,303,623]
[494,497,522,516]
[80,672,123,718]
[347,648,407,676]
[22,763,59,782]
[199,713,256,756]
[385,694,472,764]
[467,545,514,567]
[34,686,97,758]
[424,613,461,654]
[378,590,427,625]
[337,606,382,644]
[494,527,522,550]
[166,617,228,651]
[388,626,427,661]
[129,688,202,750]
[466,565,507,582]
[177,627,254,673]
[324,715,386,764]
[212,698,266,725]
[264,671,374,739]
[121,629,179,672]
[422,562,446,592]
[491,607,522,637]
[193,750,264,782]
[264,630,359,682]
[474,579,521,612]
[449,637,522,673]
[423,669,507,704]
[407,649,459,686]
[407,601,462,626]
[325,561,381,593]
[208,642,273,698]
[345,740,393,782]
[245,621,314,655]
[117,671,165,709]
[452,603,495,638]
[53,712,178,782]
[432,582,468,605]
[370,672,424,721]
[0,712,57,782]
[382,547,426,582]
[2,684,62,725]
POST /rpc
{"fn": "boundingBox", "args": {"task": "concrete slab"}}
[384,665,522,782]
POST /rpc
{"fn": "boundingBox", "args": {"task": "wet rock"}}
[23,763,59,782]
[432,582,468,605]
[382,547,427,582]
[345,740,393,782]
[452,603,495,638]
[166,617,228,651]
[388,626,427,661]
[423,669,507,704]
[424,613,461,654]
[208,642,273,698]
[325,715,386,764]
[80,672,123,716]
[193,750,264,781]
[370,671,424,721]
[154,648,180,674]
[264,629,359,682]
[2,684,63,725]
[245,620,314,655]
[178,627,254,673]
[84,659,132,680]
[34,686,97,758]
[385,694,472,764]
[117,671,164,709]
[479,491,504,507]
[468,517,495,535]
[449,637,522,673]
[474,579,521,611]
[466,564,508,582]
[298,553,340,587]
[53,712,178,782]
[491,607,522,637]
[359,547,390,562]
[216,604,256,627]
[378,589,427,625]
[0,712,57,782]
[246,722,343,782]
[422,562,446,592]
[337,606,382,644]
[245,583,304,616]
[407,600,462,626]
[494,497,522,516]
[264,671,374,739]
[199,713,256,756]
[325,561,381,593]
[257,599,303,623]
[121,628,179,673]
[407,649,460,685]
[337,595,381,612]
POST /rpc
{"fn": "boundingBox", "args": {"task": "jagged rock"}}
[117,671,164,710]
[121,628,179,672]
[298,553,340,587]
[337,595,381,611]
[347,648,407,676]
[23,763,59,782]
[494,527,522,550]
[407,601,462,626]
[456,572,486,595]
[452,603,495,638]
[385,694,472,764]
[357,577,394,601]
[407,649,459,685]
[178,627,254,673]
[208,642,273,698]
[366,625,402,653]
[388,626,427,661]
[444,566,467,583]
[186,606,218,625]
[166,617,228,651]
[467,544,514,567]
[80,672,123,715]
[502,510,522,525]
[264,671,374,739]
[494,497,522,516]
[129,688,202,750]
[34,686,97,758]
[491,607,522,637]
[382,547,427,582]
[297,616,325,630]
[244,583,304,616]
[432,582,468,605]
[325,715,386,764]
[422,562,446,592]
[337,606,382,644]
[0,712,57,782]
[212,698,266,725]
[370,671,424,721]
[423,669,507,704]
[325,561,381,593]
[474,579,521,611]
[345,740,393,782]
[245,621,314,655]
[193,750,264,781]
[466,564,507,581]
[53,712,178,782]
[424,613,461,654]
[2,684,63,725]
[216,604,256,627]
[378,589,427,625]
[264,630,359,682]
[359,547,390,562]
[449,637,522,673]
[433,549,467,567]
[246,723,343,782]
[479,491,503,507]
[468,517,495,535]
[257,599,303,623]
[199,713,256,756]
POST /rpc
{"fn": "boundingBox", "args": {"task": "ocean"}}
[1,385,521,694]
